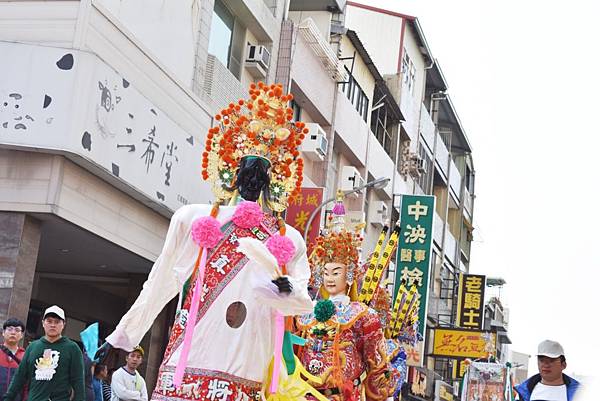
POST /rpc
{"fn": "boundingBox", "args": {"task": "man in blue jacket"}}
[515,340,580,401]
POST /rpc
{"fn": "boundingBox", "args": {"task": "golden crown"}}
[201,82,308,211]
[309,191,363,273]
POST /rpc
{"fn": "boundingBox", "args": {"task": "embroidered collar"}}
[299,299,366,327]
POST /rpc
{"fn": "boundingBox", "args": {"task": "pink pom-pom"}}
[266,234,296,266]
[232,201,263,229]
[191,216,223,248]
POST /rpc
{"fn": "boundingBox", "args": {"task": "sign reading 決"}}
[433,328,496,359]
[394,195,435,367]
[285,187,324,251]
[456,273,486,329]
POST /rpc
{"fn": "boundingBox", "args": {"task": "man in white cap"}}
[515,340,580,401]
[3,305,85,401]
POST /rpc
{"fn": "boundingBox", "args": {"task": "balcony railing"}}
[420,104,435,152]
[445,228,457,264]
[298,18,347,82]
[464,190,474,220]
[449,158,461,200]
[434,211,444,247]
[434,131,449,178]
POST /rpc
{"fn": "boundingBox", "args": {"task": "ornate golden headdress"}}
[201,82,308,211]
[309,190,364,299]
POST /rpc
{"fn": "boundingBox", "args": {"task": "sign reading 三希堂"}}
[394,195,435,367]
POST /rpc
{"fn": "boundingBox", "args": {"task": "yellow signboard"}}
[452,358,469,379]
[432,328,496,359]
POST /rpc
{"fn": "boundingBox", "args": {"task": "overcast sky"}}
[358,0,600,381]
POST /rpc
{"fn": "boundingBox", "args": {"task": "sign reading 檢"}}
[394,195,435,366]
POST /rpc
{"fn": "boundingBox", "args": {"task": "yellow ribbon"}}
[263,356,329,401]
[363,228,399,305]
[392,285,419,337]
[359,227,388,303]
[386,284,407,338]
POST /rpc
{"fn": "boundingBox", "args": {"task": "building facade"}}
[0,0,477,395]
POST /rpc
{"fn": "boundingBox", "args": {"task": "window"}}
[465,165,474,194]
[341,67,369,122]
[208,0,234,68]
[291,100,301,122]
[401,48,416,94]
[370,99,395,158]
[416,141,433,193]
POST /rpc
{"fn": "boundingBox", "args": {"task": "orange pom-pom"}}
[215,114,221,121]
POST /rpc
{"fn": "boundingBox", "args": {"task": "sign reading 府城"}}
[394,195,435,367]
[456,273,486,329]
[284,187,324,252]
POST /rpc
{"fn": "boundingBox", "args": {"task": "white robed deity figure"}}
[97,82,314,401]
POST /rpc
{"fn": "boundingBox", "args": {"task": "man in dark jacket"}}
[0,318,26,400]
[4,305,85,401]
[515,340,580,401]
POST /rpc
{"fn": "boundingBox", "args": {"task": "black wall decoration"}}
[82,131,92,151]
[56,53,74,70]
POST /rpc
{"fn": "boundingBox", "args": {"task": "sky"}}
[355,0,600,380]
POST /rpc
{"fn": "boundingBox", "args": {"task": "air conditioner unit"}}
[245,45,270,78]
[340,166,364,196]
[368,201,388,226]
[404,153,426,178]
[299,123,328,161]
[414,155,426,174]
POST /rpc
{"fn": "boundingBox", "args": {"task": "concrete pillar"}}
[145,302,175,391]
[0,212,41,325]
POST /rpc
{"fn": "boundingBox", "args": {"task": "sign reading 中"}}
[394,195,435,366]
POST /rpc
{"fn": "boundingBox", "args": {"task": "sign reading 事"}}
[456,273,486,329]
[394,195,435,367]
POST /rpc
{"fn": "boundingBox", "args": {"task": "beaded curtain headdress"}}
[201,82,309,211]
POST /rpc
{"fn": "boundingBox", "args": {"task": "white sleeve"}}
[252,227,313,315]
[106,207,185,351]
[110,370,142,401]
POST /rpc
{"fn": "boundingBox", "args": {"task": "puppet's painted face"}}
[322,262,349,297]
[236,156,270,202]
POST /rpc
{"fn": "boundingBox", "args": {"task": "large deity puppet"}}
[97,83,314,401]
[296,194,393,401]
